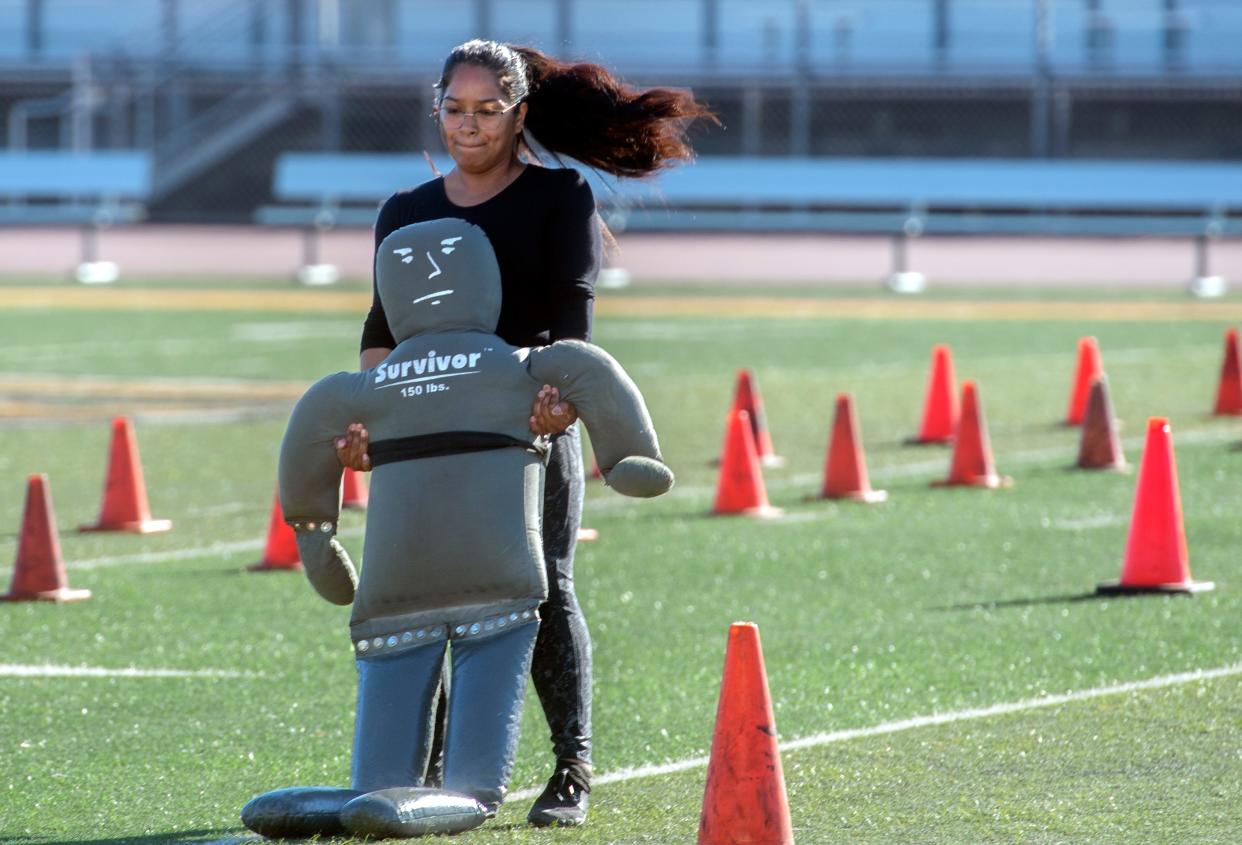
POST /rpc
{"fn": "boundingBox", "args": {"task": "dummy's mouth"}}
[413,289,455,305]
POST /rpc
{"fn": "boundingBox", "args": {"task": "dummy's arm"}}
[528,340,674,498]
[278,372,364,605]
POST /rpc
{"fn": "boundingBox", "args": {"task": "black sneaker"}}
[527,760,591,827]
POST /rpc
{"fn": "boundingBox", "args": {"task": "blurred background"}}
[1,0,1241,284]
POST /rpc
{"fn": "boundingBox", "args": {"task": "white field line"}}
[195,665,1242,845]
[0,663,258,679]
[1050,513,1128,531]
[204,661,1242,844]
[507,661,1242,801]
[0,526,366,577]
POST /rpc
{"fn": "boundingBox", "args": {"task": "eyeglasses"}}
[435,101,520,130]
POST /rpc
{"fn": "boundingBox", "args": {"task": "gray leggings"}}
[351,618,539,808]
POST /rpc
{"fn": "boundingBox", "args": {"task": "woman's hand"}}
[530,385,578,436]
[335,423,372,472]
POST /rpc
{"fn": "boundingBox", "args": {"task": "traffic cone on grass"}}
[79,416,172,533]
[817,393,887,502]
[698,622,794,845]
[4,475,90,603]
[1076,375,1126,471]
[712,409,782,518]
[341,467,369,510]
[933,380,1011,488]
[248,490,301,572]
[722,369,784,468]
[1065,336,1103,426]
[1212,328,1242,416]
[909,344,958,443]
[1097,418,1213,594]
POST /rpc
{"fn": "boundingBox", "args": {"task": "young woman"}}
[335,38,713,827]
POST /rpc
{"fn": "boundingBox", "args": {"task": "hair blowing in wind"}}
[437,40,717,179]
[517,47,717,178]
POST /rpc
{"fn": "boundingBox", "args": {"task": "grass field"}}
[1,280,1240,844]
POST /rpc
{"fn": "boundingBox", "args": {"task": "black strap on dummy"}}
[368,431,548,468]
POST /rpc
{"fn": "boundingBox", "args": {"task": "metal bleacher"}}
[259,152,1241,288]
[260,152,1242,231]
[0,150,151,281]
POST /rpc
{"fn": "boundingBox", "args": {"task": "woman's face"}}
[438,63,527,173]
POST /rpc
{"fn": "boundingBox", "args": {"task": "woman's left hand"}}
[530,385,578,436]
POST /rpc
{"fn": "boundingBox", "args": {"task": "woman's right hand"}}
[335,423,371,472]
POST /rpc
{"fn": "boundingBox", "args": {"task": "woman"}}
[335,38,713,827]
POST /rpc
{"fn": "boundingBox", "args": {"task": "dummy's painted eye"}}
[393,247,414,264]
[440,236,463,255]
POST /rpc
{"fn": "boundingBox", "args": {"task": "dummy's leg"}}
[241,640,448,839]
[442,616,540,812]
[351,639,446,791]
[529,426,594,826]
[342,637,489,838]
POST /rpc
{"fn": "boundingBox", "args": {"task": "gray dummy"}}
[241,218,673,840]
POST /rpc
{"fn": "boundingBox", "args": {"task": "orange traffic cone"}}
[698,622,794,845]
[341,467,369,510]
[248,490,302,572]
[4,475,90,603]
[909,344,958,444]
[1076,375,1126,471]
[713,409,782,518]
[1098,418,1213,594]
[933,380,1011,488]
[1212,327,1242,415]
[818,393,887,502]
[79,416,172,534]
[1065,336,1103,426]
[727,369,784,468]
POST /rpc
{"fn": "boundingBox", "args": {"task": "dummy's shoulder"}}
[528,338,619,376]
[299,370,367,407]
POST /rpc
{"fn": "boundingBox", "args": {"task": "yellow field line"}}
[598,297,1234,321]
[0,288,371,312]
[0,374,308,400]
[1,286,1238,321]
[0,400,213,419]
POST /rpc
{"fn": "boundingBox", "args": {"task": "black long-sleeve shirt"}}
[361,165,600,352]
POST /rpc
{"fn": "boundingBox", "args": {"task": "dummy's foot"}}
[341,787,488,839]
[527,760,591,827]
[240,786,361,838]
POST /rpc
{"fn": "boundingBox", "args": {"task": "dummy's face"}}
[437,63,527,173]
[390,232,465,308]
[376,220,502,341]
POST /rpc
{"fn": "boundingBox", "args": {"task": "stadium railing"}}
[260,153,1241,289]
[0,150,152,282]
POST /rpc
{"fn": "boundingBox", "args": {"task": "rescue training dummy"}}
[241,218,674,840]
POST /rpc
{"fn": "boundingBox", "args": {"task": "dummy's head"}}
[375,219,501,342]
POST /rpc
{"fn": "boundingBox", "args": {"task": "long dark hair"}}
[435,40,716,178]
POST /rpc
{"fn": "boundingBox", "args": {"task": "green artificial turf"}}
[0,285,1239,843]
